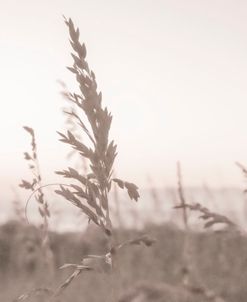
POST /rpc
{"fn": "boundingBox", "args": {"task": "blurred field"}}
[1,219,247,302]
[2,11,247,302]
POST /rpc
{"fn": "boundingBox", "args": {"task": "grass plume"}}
[53,17,146,298]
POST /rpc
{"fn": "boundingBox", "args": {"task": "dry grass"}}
[118,281,226,302]
[19,126,54,281]
[118,163,229,302]
[52,17,149,300]
[3,15,247,302]
[2,221,246,301]
[55,16,140,235]
[14,16,155,302]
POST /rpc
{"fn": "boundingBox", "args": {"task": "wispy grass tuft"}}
[55,17,140,239]
[52,17,151,300]
[19,126,54,278]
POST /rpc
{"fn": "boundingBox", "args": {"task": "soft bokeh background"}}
[2,3,247,301]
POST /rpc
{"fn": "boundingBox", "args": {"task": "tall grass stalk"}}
[53,17,155,301]
[175,162,227,301]
[19,127,54,279]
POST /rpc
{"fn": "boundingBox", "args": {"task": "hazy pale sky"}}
[1,0,247,202]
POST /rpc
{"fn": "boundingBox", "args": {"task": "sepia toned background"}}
[1,1,247,301]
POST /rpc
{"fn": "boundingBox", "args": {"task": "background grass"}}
[1,220,247,301]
